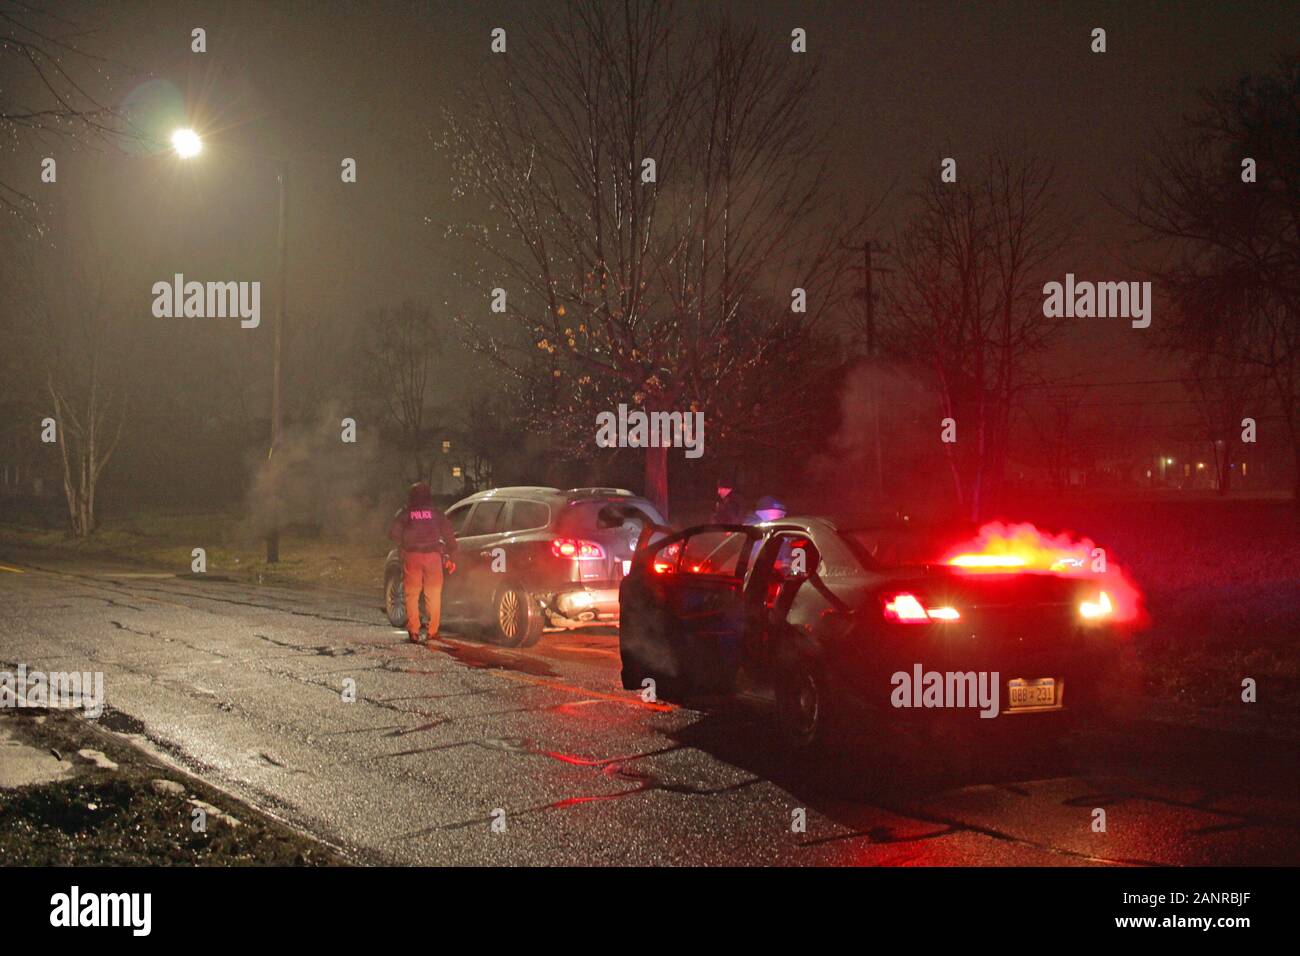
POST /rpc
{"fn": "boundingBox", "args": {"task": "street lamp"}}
[168,125,288,563]
[171,128,202,158]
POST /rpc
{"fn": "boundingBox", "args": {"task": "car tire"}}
[776,658,835,753]
[385,571,407,629]
[489,584,544,647]
[619,652,646,691]
[385,571,428,630]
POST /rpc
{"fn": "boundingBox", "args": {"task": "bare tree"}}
[46,360,125,536]
[884,148,1066,519]
[1024,387,1090,492]
[457,394,511,492]
[1181,335,1266,495]
[353,301,447,484]
[1125,55,1299,502]
[443,0,859,515]
[0,2,127,228]
[31,253,128,537]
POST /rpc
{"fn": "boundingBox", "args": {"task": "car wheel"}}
[619,651,646,691]
[776,658,834,752]
[385,571,428,630]
[385,571,407,629]
[490,584,544,647]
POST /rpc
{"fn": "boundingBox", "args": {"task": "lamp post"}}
[266,160,287,563]
[172,129,288,563]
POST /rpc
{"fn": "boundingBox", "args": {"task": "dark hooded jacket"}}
[388,483,458,555]
[711,490,747,525]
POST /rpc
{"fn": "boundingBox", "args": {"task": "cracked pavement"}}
[2,553,1297,866]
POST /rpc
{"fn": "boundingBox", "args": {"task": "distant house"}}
[428,436,468,497]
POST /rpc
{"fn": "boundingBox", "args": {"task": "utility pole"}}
[842,239,892,500]
[267,161,288,563]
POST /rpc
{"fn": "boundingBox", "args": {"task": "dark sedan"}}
[618,517,1133,750]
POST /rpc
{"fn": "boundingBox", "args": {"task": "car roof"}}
[746,515,839,533]
[450,486,649,508]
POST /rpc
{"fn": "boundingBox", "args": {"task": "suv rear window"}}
[508,500,550,532]
[463,500,507,537]
[557,499,664,536]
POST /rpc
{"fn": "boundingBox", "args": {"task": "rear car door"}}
[438,502,475,613]
[741,530,826,679]
[450,499,510,614]
[621,524,763,694]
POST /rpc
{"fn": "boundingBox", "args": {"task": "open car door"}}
[619,524,763,696]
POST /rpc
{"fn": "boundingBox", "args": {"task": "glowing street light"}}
[171,128,202,158]
[164,121,288,562]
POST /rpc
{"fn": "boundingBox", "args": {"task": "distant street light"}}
[171,128,202,158]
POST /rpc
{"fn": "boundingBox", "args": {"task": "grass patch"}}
[0,506,385,596]
[0,711,348,865]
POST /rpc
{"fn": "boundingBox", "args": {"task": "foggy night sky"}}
[3,0,1298,425]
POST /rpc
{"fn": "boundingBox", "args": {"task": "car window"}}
[463,500,507,537]
[844,526,971,569]
[508,500,549,532]
[559,498,665,536]
[445,504,472,535]
[771,536,819,577]
[680,531,749,576]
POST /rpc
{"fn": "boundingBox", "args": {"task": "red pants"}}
[403,551,443,636]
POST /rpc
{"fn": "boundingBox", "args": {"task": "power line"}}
[1022,374,1263,390]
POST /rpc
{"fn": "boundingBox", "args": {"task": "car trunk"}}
[866,567,1101,670]
[561,498,662,585]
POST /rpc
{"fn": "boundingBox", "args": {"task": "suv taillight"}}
[551,538,606,560]
[882,592,961,623]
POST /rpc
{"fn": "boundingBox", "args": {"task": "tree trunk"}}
[1215,440,1231,496]
[644,444,669,520]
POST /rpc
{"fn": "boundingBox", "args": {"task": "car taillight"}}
[551,538,605,560]
[882,592,961,623]
[1079,590,1113,620]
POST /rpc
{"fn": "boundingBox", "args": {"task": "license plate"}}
[622,559,632,576]
[1007,677,1059,711]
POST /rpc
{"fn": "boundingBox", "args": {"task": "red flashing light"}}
[949,554,1026,570]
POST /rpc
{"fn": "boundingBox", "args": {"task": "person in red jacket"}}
[388,481,458,644]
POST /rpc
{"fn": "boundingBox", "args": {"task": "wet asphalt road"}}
[2,553,1298,866]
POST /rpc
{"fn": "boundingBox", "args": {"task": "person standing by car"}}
[744,494,788,525]
[711,477,747,524]
[388,481,457,645]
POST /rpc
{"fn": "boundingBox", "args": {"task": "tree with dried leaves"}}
[442,0,860,515]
